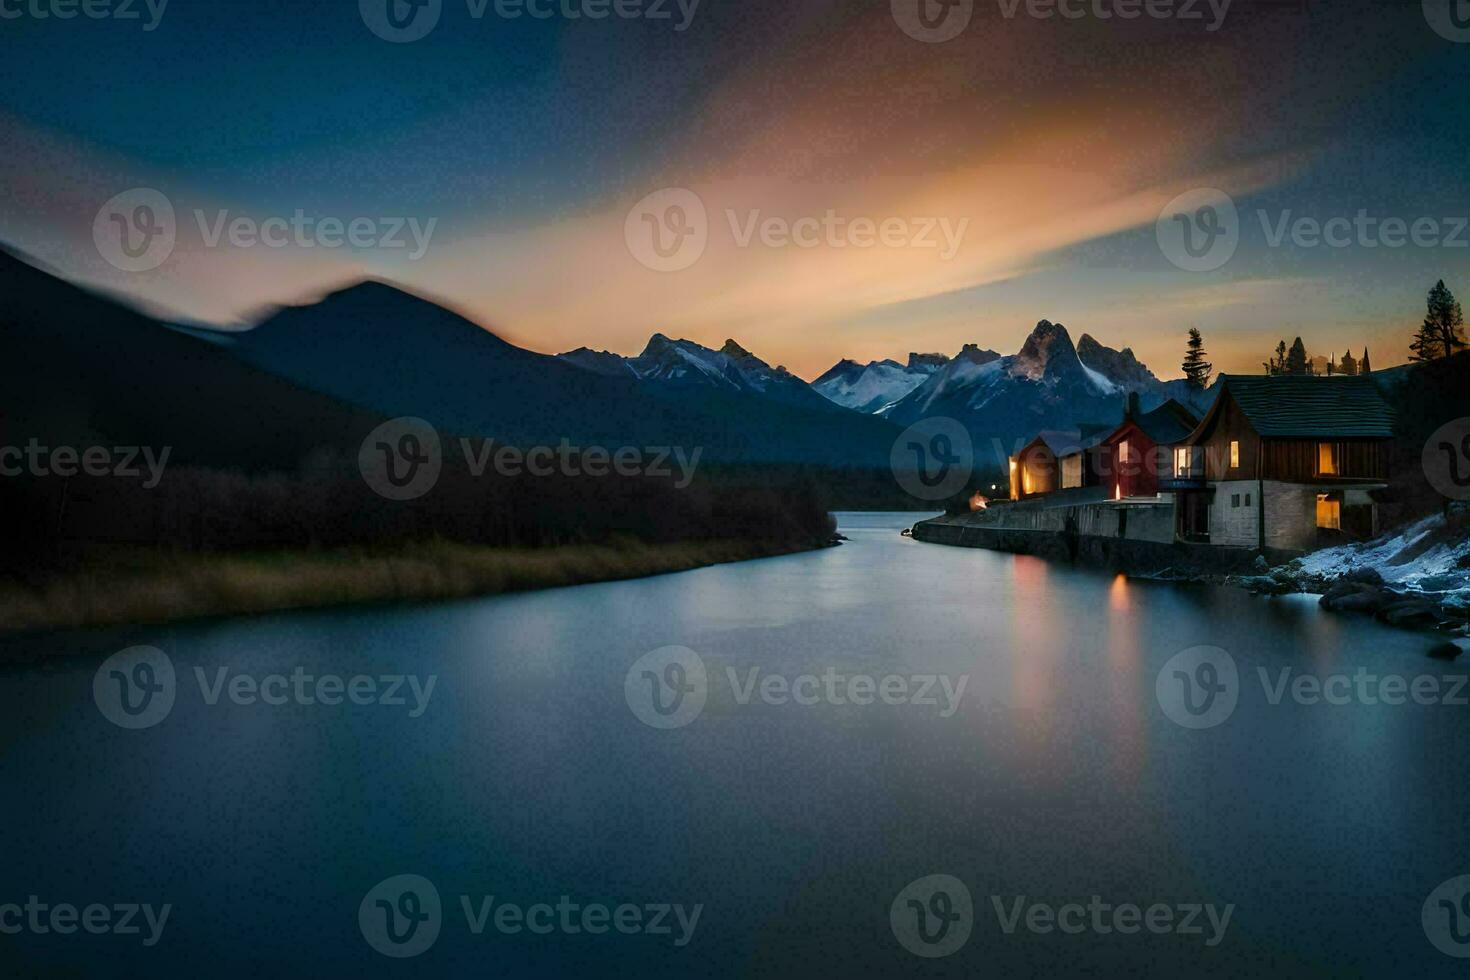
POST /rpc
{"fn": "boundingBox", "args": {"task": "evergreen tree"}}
[1286,337,1310,375]
[1410,321,1437,362]
[1264,339,1288,375]
[1360,347,1371,374]
[1326,354,1336,376]
[1420,279,1467,360]
[1182,328,1213,389]
[1339,349,1357,376]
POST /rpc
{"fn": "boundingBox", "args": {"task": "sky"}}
[2,0,1468,380]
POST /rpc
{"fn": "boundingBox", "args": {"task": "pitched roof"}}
[1134,400,1199,445]
[1215,374,1395,438]
[1042,428,1109,457]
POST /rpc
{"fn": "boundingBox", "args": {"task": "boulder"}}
[1428,640,1466,660]
[1324,589,1391,614]
[1252,555,1270,573]
[1320,580,1388,612]
[1379,600,1442,628]
[1342,566,1384,587]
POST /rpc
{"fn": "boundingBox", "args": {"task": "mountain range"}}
[1,243,1214,482]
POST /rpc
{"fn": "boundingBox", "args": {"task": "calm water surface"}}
[1,512,1466,977]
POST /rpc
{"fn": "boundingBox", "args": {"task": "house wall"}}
[1210,480,1261,548]
[1016,444,1058,497]
[1260,439,1387,481]
[1195,394,1261,482]
[1263,480,1319,552]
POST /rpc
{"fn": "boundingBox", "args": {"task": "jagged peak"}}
[719,338,754,360]
[908,352,950,371]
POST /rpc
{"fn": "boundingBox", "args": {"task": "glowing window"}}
[1119,441,1131,464]
[1230,441,1240,469]
[1174,447,1191,475]
[1318,443,1339,476]
[1316,493,1341,529]
[1062,454,1083,489]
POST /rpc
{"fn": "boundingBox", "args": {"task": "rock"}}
[1320,580,1385,611]
[1379,600,1441,628]
[1417,574,1462,592]
[1237,575,1292,596]
[1343,567,1384,586]
[1324,589,1391,614]
[1253,555,1270,573]
[1428,640,1466,660]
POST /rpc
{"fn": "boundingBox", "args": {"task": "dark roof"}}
[1217,375,1395,438]
[1133,400,1199,445]
[1042,428,1109,457]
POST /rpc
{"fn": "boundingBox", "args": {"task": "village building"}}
[1169,375,1394,551]
[1098,396,1200,500]
[1009,427,1110,501]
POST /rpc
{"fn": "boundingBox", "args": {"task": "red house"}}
[1098,397,1200,499]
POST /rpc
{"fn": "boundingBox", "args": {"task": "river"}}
[1,512,1465,976]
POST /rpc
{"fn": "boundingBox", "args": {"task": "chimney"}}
[1124,391,1140,420]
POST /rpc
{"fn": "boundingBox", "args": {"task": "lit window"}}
[1062,454,1082,489]
[1316,493,1341,529]
[1230,441,1240,469]
[1119,441,1131,464]
[1318,443,1339,476]
[1174,447,1191,475]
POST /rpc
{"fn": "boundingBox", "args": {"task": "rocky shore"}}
[1213,507,1470,647]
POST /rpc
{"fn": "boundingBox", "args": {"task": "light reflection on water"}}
[0,511,1461,977]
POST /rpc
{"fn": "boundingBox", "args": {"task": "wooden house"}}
[1172,375,1394,551]
[1098,397,1200,499]
[1010,428,1110,500]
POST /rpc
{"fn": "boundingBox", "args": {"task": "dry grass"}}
[0,537,820,636]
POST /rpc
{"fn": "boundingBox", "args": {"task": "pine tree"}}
[1182,328,1213,389]
[1286,337,1310,375]
[1264,339,1288,375]
[1410,321,1437,362]
[1340,349,1357,376]
[1360,347,1371,374]
[1326,354,1336,376]
[1421,279,1467,360]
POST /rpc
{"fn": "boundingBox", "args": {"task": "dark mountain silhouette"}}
[0,245,382,471]
[232,281,902,465]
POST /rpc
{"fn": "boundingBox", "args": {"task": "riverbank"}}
[911,506,1470,637]
[0,536,831,637]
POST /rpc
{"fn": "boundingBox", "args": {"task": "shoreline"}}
[911,512,1470,639]
[0,537,830,640]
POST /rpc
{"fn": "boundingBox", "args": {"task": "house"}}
[1009,428,1110,500]
[1170,375,1394,551]
[1098,396,1200,500]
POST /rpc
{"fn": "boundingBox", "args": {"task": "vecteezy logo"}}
[890,874,973,958]
[359,417,443,501]
[1423,419,1470,501]
[1156,188,1239,272]
[360,874,443,958]
[1424,0,1470,43]
[1156,645,1239,729]
[892,0,974,43]
[93,646,176,729]
[624,646,708,729]
[93,189,176,273]
[890,417,974,501]
[624,188,708,272]
[360,0,442,42]
[1424,875,1470,957]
